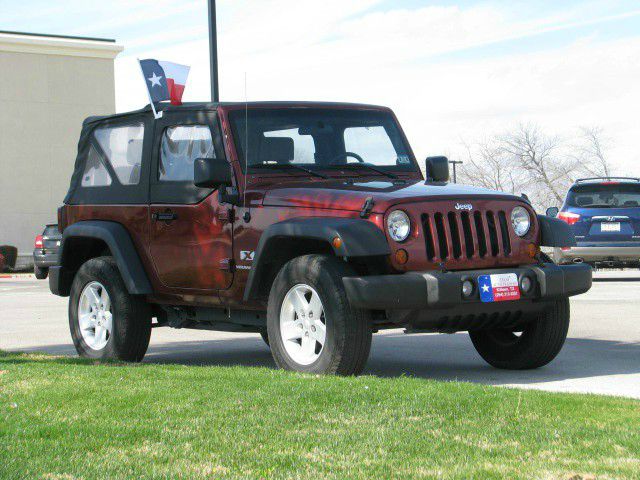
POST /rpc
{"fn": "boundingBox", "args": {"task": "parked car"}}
[33,224,61,279]
[48,102,591,375]
[547,177,640,268]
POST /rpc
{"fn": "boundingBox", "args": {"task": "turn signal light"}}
[332,236,342,249]
[558,212,580,225]
[395,249,409,265]
[34,235,43,249]
[526,243,539,258]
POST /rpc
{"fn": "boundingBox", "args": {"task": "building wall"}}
[0,33,122,260]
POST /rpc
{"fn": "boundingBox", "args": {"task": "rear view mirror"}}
[425,156,450,182]
[194,158,232,189]
[546,207,559,217]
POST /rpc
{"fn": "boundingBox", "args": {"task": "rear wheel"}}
[34,265,48,280]
[69,256,151,362]
[267,255,372,376]
[469,298,570,369]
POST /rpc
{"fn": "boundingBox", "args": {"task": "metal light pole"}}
[449,160,463,183]
[207,0,219,102]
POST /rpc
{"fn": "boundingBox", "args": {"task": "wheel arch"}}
[243,217,390,302]
[51,220,152,297]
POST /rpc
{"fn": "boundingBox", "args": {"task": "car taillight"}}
[558,212,580,225]
[35,235,44,249]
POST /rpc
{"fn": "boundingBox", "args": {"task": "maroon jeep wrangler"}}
[50,102,591,375]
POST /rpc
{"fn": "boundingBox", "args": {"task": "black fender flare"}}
[243,217,391,301]
[537,215,577,247]
[57,220,152,295]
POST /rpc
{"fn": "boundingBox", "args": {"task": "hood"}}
[260,179,522,213]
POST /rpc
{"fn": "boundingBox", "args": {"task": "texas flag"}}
[478,273,521,303]
[139,59,190,105]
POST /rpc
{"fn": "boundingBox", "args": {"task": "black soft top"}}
[82,101,390,126]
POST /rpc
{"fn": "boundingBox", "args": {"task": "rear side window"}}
[567,184,640,208]
[82,144,112,187]
[93,123,145,185]
[159,126,214,182]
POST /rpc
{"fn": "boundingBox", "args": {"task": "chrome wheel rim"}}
[78,281,112,350]
[279,284,326,366]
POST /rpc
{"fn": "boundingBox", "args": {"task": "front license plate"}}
[478,273,521,303]
[601,222,621,232]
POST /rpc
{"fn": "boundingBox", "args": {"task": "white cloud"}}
[115,1,640,174]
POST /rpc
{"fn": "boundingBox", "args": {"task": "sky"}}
[3,0,640,173]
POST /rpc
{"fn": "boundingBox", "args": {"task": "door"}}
[148,110,234,291]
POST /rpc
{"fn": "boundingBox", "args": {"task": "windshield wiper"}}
[249,163,328,179]
[326,162,398,179]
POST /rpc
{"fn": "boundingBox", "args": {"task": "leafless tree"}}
[455,124,615,211]
[500,123,576,206]
[457,139,526,195]
[573,126,613,178]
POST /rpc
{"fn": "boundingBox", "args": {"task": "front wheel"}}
[69,256,151,362]
[267,255,372,376]
[469,298,570,369]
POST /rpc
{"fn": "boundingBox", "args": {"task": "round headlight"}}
[387,210,411,242]
[511,206,531,237]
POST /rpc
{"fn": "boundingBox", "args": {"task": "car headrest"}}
[260,137,294,164]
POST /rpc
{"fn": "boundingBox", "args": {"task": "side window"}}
[344,126,397,165]
[160,126,214,182]
[81,144,112,187]
[93,123,145,185]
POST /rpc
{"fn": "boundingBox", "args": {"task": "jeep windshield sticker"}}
[397,155,410,164]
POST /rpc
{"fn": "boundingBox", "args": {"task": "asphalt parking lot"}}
[1,271,639,399]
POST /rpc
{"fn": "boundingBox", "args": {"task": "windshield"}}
[228,108,416,173]
[567,184,640,208]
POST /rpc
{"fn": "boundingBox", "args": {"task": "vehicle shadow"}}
[10,333,640,393]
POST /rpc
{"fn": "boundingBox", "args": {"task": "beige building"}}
[0,31,122,264]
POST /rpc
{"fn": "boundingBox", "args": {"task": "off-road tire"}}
[34,265,48,280]
[469,298,570,369]
[69,256,151,362]
[267,254,372,375]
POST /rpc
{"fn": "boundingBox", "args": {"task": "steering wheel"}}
[328,152,365,164]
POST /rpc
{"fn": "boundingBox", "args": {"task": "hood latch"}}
[360,197,375,218]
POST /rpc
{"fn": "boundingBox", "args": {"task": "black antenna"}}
[207,0,219,102]
[242,73,251,222]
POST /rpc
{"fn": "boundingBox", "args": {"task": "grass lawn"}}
[1,351,638,479]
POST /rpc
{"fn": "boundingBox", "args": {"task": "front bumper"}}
[342,262,592,311]
[554,244,640,264]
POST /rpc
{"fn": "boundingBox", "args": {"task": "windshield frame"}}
[226,106,420,176]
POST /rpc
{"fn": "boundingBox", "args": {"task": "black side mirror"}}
[546,207,559,217]
[425,156,450,182]
[194,158,232,189]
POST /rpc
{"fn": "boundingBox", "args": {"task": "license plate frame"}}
[478,273,521,303]
[601,222,621,232]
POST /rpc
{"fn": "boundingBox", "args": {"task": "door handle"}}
[152,211,178,222]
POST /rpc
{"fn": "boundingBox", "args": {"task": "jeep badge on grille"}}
[455,203,473,211]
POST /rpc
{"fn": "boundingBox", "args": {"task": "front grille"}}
[421,210,512,262]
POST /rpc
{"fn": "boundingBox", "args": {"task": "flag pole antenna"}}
[137,58,163,120]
